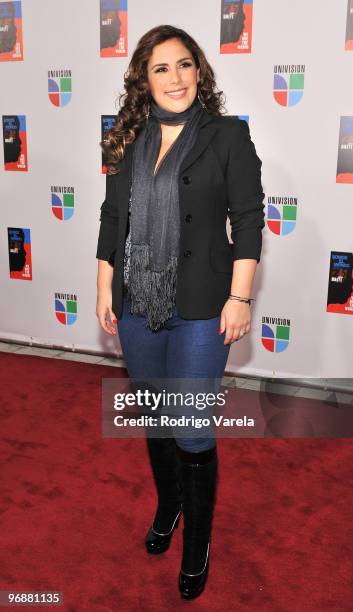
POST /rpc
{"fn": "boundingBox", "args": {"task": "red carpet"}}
[1,352,352,611]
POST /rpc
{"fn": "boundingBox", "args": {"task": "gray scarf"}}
[125,94,204,331]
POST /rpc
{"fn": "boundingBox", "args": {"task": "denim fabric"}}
[117,293,231,452]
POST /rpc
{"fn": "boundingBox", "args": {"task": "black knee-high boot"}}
[176,445,218,599]
[144,435,183,554]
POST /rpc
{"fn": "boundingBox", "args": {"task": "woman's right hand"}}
[96,289,117,335]
[96,259,117,335]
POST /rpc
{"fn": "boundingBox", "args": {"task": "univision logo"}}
[51,186,75,220]
[266,196,297,235]
[261,316,290,352]
[273,64,305,107]
[55,292,77,325]
[48,70,72,107]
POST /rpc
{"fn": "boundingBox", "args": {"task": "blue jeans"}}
[117,294,231,452]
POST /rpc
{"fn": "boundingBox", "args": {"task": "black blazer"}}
[96,108,265,320]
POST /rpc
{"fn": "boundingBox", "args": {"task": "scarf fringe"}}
[125,244,178,331]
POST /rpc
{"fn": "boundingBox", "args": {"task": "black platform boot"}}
[176,445,218,599]
[144,436,183,554]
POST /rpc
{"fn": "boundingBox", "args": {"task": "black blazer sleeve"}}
[226,119,265,263]
[96,173,119,265]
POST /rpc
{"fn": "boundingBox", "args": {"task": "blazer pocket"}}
[210,246,233,275]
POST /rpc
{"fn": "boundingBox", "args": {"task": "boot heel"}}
[179,542,210,599]
[145,508,182,555]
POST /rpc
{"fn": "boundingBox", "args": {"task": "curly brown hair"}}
[101,24,226,175]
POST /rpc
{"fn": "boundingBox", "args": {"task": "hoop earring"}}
[197,89,206,108]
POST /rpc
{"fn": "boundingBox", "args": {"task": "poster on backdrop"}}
[346,0,353,50]
[220,0,253,54]
[326,251,353,316]
[7,227,32,281]
[2,114,28,171]
[100,0,127,57]
[336,116,353,184]
[0,0,23,61]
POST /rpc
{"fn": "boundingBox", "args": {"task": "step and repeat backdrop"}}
[1,0,352,378]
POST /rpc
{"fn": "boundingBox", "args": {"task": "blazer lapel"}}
[179,110,216,174]
[114,108,217,200]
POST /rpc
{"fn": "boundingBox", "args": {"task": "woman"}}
[96,25,265,600]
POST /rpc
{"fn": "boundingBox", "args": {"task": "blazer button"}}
[182,175,191,185]
[183,249,192,257]
[185,214,192,223]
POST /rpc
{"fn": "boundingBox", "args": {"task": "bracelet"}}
[228,294,255,305]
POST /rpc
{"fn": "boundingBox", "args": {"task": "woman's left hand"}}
[219,300,251,345]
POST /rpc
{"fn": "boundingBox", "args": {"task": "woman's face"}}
[146,37,200,113]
